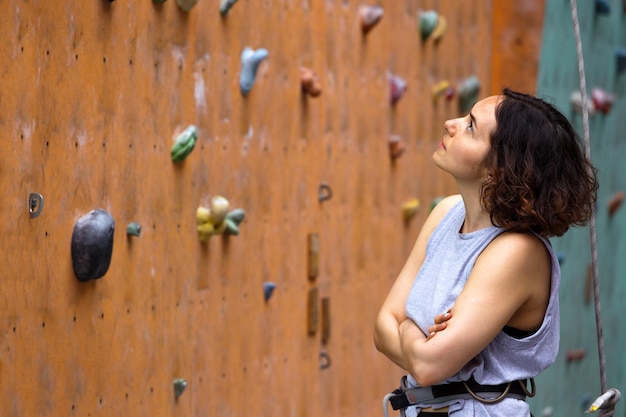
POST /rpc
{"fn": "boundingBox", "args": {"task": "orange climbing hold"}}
[300,66,322,97]
[608,191,624,217]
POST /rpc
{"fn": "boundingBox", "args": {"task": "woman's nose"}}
[444,119,455,134]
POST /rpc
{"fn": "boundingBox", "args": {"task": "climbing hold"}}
[418,10,439,40]
[319,350,331,369]
[430,15,447,42]
[540,406,554,417]
[581,393,592,412]
[321,297,331,344]
[196,206,215,242]
[173,379,187,398]
[566,348,586,362]
[607,191,624,217]
[71,209,115,282]
[388,73,407,106]
[197,222,215,242]
[402,198,420,222]
[263,282,276,301]
[432,80,452,99]
[318,183,333,202]
[444,86,456,100]
[458,76,480,114]
[28,192,44,218]
[171,125,198,163]
[591,87,616,114]
[300,66,322,97]
[307,287,319,334]
[224,207,246,236]
[222,218,239,236]
[196,206,211,225]
[240,47,269,96]
[556,252,565,265]
[430,196,444,212]
[208,196,230,225]
[226,208,246,226]
[196,197,238,241]
[359,5,384,35]
[220,0,238,16]
[176,0,198,11]
[388,135,405,159]
[308,233,319,281]
[616,48,626,75]
[570,91,596,116]
[126,222,141,237]
[595,0,611,14]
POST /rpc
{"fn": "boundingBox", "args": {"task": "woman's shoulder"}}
[483,231,551,272]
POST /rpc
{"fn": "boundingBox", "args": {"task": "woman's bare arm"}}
[373,195,462,369]
[397,232,551,387]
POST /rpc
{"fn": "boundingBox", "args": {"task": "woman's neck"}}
[458,191,493,233]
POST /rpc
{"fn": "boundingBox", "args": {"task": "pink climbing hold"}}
[591,87,616,114]
[566,348,586,363]
[389,73,407,106]
[359,5,384,35]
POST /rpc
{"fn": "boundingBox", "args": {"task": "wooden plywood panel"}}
[0,1,531,416]
[490,0,546,95]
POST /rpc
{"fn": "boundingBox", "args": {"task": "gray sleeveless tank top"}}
[403,200,560,417]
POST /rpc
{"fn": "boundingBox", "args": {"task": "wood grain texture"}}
[0,1,543,416]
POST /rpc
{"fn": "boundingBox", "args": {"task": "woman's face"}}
[433,95,500,183]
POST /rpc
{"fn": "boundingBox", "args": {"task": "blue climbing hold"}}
[595,0,611,14]
[71,209,115,282]
[616,48,626,76]
[263,282,276,301]
[240,47,269,97]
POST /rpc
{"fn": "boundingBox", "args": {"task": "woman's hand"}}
[426,310,452,340]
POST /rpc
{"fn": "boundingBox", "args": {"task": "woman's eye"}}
[467,120,473,131]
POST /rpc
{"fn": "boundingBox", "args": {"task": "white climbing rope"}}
[568,1,621,415]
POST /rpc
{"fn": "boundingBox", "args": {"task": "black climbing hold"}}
[71,209,115,282]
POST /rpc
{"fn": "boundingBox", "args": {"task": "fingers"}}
[433,310,452,324]
[427,310,453,340]
[427,323,447,339]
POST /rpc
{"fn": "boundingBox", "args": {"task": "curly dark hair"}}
[480,89,598,237]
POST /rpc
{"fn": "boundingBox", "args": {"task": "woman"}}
[374,89,598,416]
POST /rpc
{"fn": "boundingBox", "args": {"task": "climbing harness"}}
[569,0,621,415]
[382,376,535,417]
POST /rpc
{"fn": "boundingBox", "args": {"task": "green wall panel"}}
[532,1,626,416]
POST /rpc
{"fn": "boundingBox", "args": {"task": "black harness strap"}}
[389,377,532,410]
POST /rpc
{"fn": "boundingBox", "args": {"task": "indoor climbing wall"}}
[530,1,626,417]
[0,1,543,416]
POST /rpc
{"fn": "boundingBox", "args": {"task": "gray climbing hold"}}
[220,0,238,16]
[71,209,115,282]
[173,378,187,398]
[240,47,269,96]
